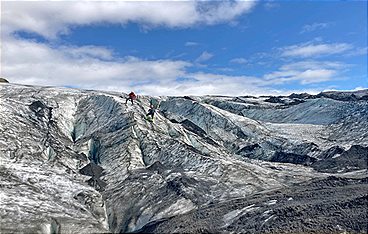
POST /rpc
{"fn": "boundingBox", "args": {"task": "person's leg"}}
[130,98,133,104]
[148,113,154,121]
[125,98,129,104]
[146,111,152,118]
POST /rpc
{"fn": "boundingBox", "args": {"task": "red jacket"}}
[128,92,136,99]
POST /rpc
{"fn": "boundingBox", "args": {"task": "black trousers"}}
[146,110,155,119]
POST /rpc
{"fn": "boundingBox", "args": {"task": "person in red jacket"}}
[125,91,136,105]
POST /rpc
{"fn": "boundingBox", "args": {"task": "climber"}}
[125,91,137,105]
[146,98,160,122]
[146,108,155,122]
[149,97,160,110]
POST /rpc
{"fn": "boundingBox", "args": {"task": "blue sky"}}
[1,0,367,96]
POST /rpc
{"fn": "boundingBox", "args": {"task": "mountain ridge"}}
[0,83,367,233]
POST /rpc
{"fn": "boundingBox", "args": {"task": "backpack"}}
[150,98,159,109]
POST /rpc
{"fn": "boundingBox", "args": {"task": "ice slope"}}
[0,83,367,233]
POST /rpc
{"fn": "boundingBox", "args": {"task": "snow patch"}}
[264,200,277,205]
[222,204,258,227]
[262,209,273,216]
[263,214,275,224]
[155,198,195,220]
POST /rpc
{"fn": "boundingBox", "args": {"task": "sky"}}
[1,0,367,96]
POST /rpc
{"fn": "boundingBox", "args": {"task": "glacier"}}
[0,83,367,233]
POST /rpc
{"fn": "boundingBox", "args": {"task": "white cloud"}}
[230,58,248,64]
[2,36,191,90]
[2,35,349,96]
[131,72,271,96]
[281,42,353,57]
[298,69,336,84]
[197,1,256,24]
[195,51,214,63]
[263,69,335,85]
[300,22,331,33]
[185,42,199,47]
[345,47,368,57]
[280,60,348,71]
[61,45,115,60]
[2,1,256,38]
[263,60,345,84]
[0,35,294,96]
[264,1,280,10]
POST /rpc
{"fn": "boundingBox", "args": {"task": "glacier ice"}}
[0,83,367,233]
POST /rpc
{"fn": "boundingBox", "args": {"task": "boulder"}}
[0,78,9,83]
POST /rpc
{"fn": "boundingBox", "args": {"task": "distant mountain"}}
[0,83,367,233]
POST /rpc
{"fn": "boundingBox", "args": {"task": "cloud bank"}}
[2,1,256,38]
[263,60,347,85]
[3,36,349,96]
